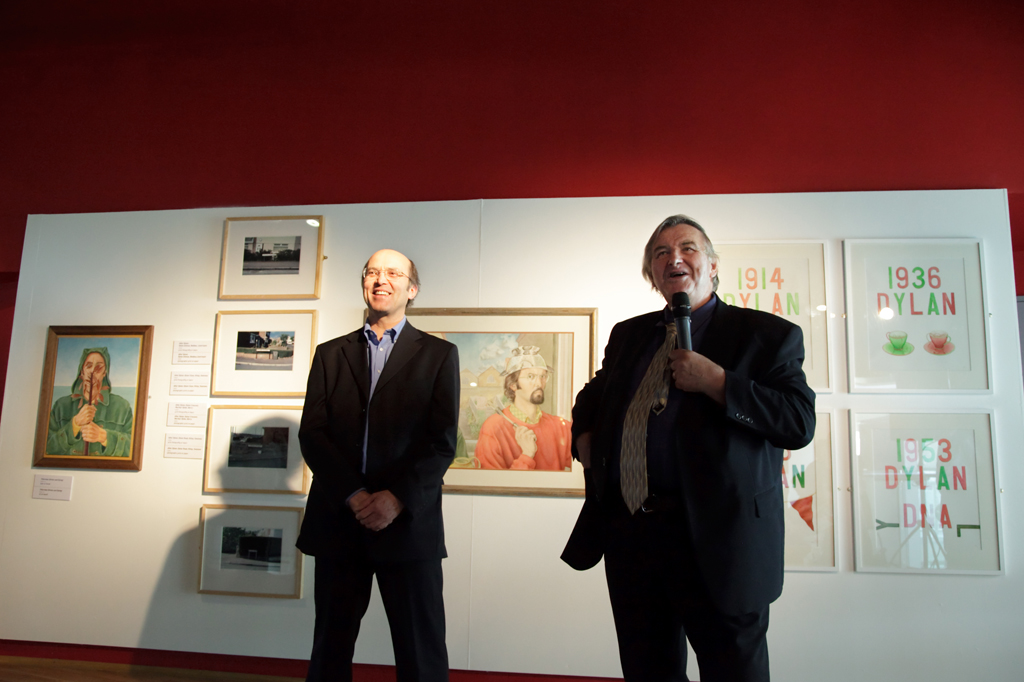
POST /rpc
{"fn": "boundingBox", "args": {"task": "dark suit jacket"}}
[297,322,460,565]
[562,299,815,615]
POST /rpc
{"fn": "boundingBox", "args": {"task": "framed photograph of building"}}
[844,239,990,392]
[211,310,317,397]
[850,411,1001,574]
[204,406,308,494]
[218,215,325,300]
[33,325,154,471]
[198,505,304,598]
[715,241,831,392]
[406,308,596,496]
[784,412,836,571]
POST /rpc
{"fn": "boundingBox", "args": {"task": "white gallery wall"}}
[0,190,1021,681]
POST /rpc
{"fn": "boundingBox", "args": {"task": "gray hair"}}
[641,214,719,291]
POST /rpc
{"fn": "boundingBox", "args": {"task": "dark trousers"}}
[307,553,449,682]
[603,499,771,682]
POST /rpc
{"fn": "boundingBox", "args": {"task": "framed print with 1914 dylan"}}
[406,308,596,497]
[198,505,304,598]
[844,239,989,392]
[211,310,317,397]
[850,411,1001,574]
[33,325,153,471]
[204,406,309,494]
[219,215,324,299]
[784,412,835,571]
[715,242,831,392]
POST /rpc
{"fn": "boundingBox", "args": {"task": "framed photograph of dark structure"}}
[204,405,308,494]
[406,308,596,496]
[218,215,325,300]
[33,325,154,471]
[211,310,317,397]
[198,505,304,598]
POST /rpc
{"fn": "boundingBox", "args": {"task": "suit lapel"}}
[373,323,422,396]
[698,299,742,369]
[341,332,371,406]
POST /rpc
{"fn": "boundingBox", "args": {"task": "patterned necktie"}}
[620,324,677,514]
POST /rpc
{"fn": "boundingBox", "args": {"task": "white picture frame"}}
[850,411,1001,574]
[204,406,309,494]
[843,239,990,392]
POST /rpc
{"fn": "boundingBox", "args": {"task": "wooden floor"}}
[0,657,303,682]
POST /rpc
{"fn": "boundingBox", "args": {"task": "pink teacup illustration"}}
[928,331,950,349]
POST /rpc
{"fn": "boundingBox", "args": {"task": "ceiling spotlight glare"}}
[816,305,827,312]
[306,219,320,227]
[878,307,894,320]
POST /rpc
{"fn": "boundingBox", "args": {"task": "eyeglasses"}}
[362,267,409,281]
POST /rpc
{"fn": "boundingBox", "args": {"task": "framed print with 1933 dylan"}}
[784,412,835,571]
[844,239,989,392]
[211,310,317,397]
[198,505,303,598]
[204,405,308,494]
[715,242,831,392]
[851,412,1001,574]
[406,308,596,497]
[33,325,154,471]
[218,215,324,299]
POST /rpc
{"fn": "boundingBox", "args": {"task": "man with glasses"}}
[562,215,815,681]
[298,248,460,682]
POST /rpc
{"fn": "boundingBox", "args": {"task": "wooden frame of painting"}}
[198,505,304,598]
[849,411,1001,574]
[406,308,596,496]
[33,325,154,471]
[715,241,831,392]
[204,406,309,494]
[219,215,325,299]
[843,239,990,392]
[210,310,317,397]
[784,412,836,571]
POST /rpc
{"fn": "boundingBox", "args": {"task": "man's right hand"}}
[348,490,372,513]
[576,432,592,469]
[73,404,96,428]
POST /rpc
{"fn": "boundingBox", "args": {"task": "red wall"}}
[2,4,1022,358]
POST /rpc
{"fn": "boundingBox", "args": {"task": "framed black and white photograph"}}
[211,310,317,397]
[218,215,325,299]
[204,406,308,494]
[198,505,304,598]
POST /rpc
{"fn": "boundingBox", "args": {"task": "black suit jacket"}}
[562,299,815,615]
[297,322,460,564]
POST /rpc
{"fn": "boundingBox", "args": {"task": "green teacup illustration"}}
[887,331,908,350]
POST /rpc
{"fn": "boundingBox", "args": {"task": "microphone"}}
[672,292,692,351]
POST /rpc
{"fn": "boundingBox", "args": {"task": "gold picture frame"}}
[211,310,317,397]
[218,215,325,300]
[406,308,596,497]
[33,325,154,471]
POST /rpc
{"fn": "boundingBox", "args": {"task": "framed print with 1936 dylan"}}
[715,242,831,392]
[844,239,989,392]
[33,325,154,471]
[204,406,309,494]
[211,310,317,397]
[406,308,596,497]
[198,505,303,598]
[218,215,324,299]
[850,411,1000,574]
[784,412,835,571]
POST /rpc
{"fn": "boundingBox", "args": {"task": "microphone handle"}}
[676,316,692,351]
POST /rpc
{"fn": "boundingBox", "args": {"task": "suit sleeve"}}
[298,346,366,512]
[722,323,816,451]
[388,343,460,516]
[570,322,625,446]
